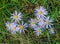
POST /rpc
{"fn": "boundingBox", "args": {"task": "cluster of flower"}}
[6,6,54,36]
[6,11,28,34]
[29,6,54,36]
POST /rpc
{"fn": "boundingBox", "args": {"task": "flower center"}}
[14,15,18,19]
[13,27,16,30]
[19,25,24,29]
[38,20,42,22]
[37,29,40,32]
[46,20,49,25]
[39,11,43,15]
[31,22,35,25]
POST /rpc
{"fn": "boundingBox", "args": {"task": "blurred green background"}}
[0,0,60,44]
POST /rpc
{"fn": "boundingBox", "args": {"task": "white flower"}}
[45,16,53,29]
[28,18,37,29]
[6,22,19,34]
[17,21,28,33]
[49,28,55,34]
[36,17,45,28]
[34,27,43,36]
[11,10,22,22]
[35,6,47,18]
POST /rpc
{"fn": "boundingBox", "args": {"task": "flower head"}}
[11,10,22,22]
[45,16,53,29]
[28,18,37,29]
[35,6,47,18]
[36,17,45,28]
[34,27,43,36]
[6,22,19,34]
[17,21,28,33]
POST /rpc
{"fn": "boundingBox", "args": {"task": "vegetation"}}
[0,0,60,44]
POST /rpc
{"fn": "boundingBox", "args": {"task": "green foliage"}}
[0,0,60,44]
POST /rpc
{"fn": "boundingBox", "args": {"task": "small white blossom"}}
[28,18,37,29]
[34,27,43,36]
[45,16,53,29]
[11,10,22,22]
[6,22,19,34]
[35,6,47,18]
[17,21,28,33]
